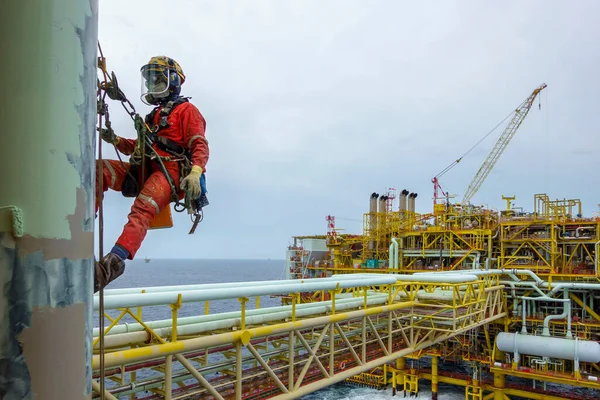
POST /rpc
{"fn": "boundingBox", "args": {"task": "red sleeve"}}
[116,138,137,156]
[181,103,209,171]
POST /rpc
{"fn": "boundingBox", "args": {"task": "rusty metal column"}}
[0,1,99,399]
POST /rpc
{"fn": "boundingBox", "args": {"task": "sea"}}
[97,258,592,400]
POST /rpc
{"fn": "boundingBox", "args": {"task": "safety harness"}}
[135,96,209,233]
[145,97,190,156]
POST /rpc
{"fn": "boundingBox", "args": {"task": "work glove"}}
[99,125,120,145]
[180,166,203,198]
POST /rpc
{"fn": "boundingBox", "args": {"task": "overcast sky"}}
[95,0,600,260]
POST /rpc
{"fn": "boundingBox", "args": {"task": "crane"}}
[431,83,547,208]
[461,83,546,204]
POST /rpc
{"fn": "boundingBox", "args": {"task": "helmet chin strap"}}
[145,92,178,106]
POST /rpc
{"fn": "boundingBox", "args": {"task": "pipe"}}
[420,268,544,285]
[594,240,600,278]
[472,252,481,269]
[94,294,392,349]
[93,293,381,337]
[541,289,572,337]
[331,273,479,283]
[389,242,395,271]
[94,276,399,310]
[369,192,377,213]
[399,190,409,212]
[546,282,600,296]
[391,237,399,270]
[496,332,600,363]
[102,274,380,296]
[501,280,546,297]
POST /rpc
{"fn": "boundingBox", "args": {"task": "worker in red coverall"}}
[94,56,209,293]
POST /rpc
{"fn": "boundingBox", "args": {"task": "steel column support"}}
[164,355,172,400]
[0,0,98,399]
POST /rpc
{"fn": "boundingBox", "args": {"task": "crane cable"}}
[433,107,516,180]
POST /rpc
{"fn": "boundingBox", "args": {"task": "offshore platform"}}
[1,2,599,400]
[82,88,599,399]
[282,84,600,399]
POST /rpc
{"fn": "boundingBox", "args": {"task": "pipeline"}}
[94,292,372,337]
[94,293,392,349]
[95,275,398,310]
[101,274,384,296]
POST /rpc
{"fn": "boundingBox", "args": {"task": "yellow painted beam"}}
[489,367,600,390]
[570,293,600,323]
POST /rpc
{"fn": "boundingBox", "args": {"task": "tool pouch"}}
[121,164,140,198]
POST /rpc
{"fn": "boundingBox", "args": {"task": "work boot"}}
[94,253,126,293]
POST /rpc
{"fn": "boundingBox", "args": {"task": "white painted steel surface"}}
[497,332,600,363]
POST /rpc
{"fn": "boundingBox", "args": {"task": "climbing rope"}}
[96,41,108,400]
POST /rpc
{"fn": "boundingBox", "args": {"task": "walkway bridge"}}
[92,272,506,399]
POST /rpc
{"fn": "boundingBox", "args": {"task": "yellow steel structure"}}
[92,275,506,399]
[302,192,600,279]
[286,190,600,399]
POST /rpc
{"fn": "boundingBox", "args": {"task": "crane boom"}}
[462,83,547,204]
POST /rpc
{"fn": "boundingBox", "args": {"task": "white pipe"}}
[519,295,570,337]
[93,293,384,337]
[419,268,544,285]
[594,240,600,277]
[391,237,399,270]
[389,242,395,271]
[574,337,580,375]
[332,273,479,283]
[472,252,481,269]
[521,298,527,334]
[101,274,373,296]
[496,332,600,363]
[501,280,546,297]
[485,257,497,270]
[94,276,398,310]
[531,289,572,337]
[94,294,392,349]
[546,283,600,296]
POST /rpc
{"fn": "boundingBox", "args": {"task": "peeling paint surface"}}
[0,0,98,399]
[0,0,94,239]
[20,304,86,400]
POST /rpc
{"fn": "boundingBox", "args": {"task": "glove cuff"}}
[191,165,203,175]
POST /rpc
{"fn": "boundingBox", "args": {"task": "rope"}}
[96,41,108,400]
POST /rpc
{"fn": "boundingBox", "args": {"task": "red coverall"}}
[95,101,209,259]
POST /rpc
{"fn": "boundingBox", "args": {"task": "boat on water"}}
[145,256,151,263]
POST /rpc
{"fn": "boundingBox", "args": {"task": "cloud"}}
[95,0,600,259]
